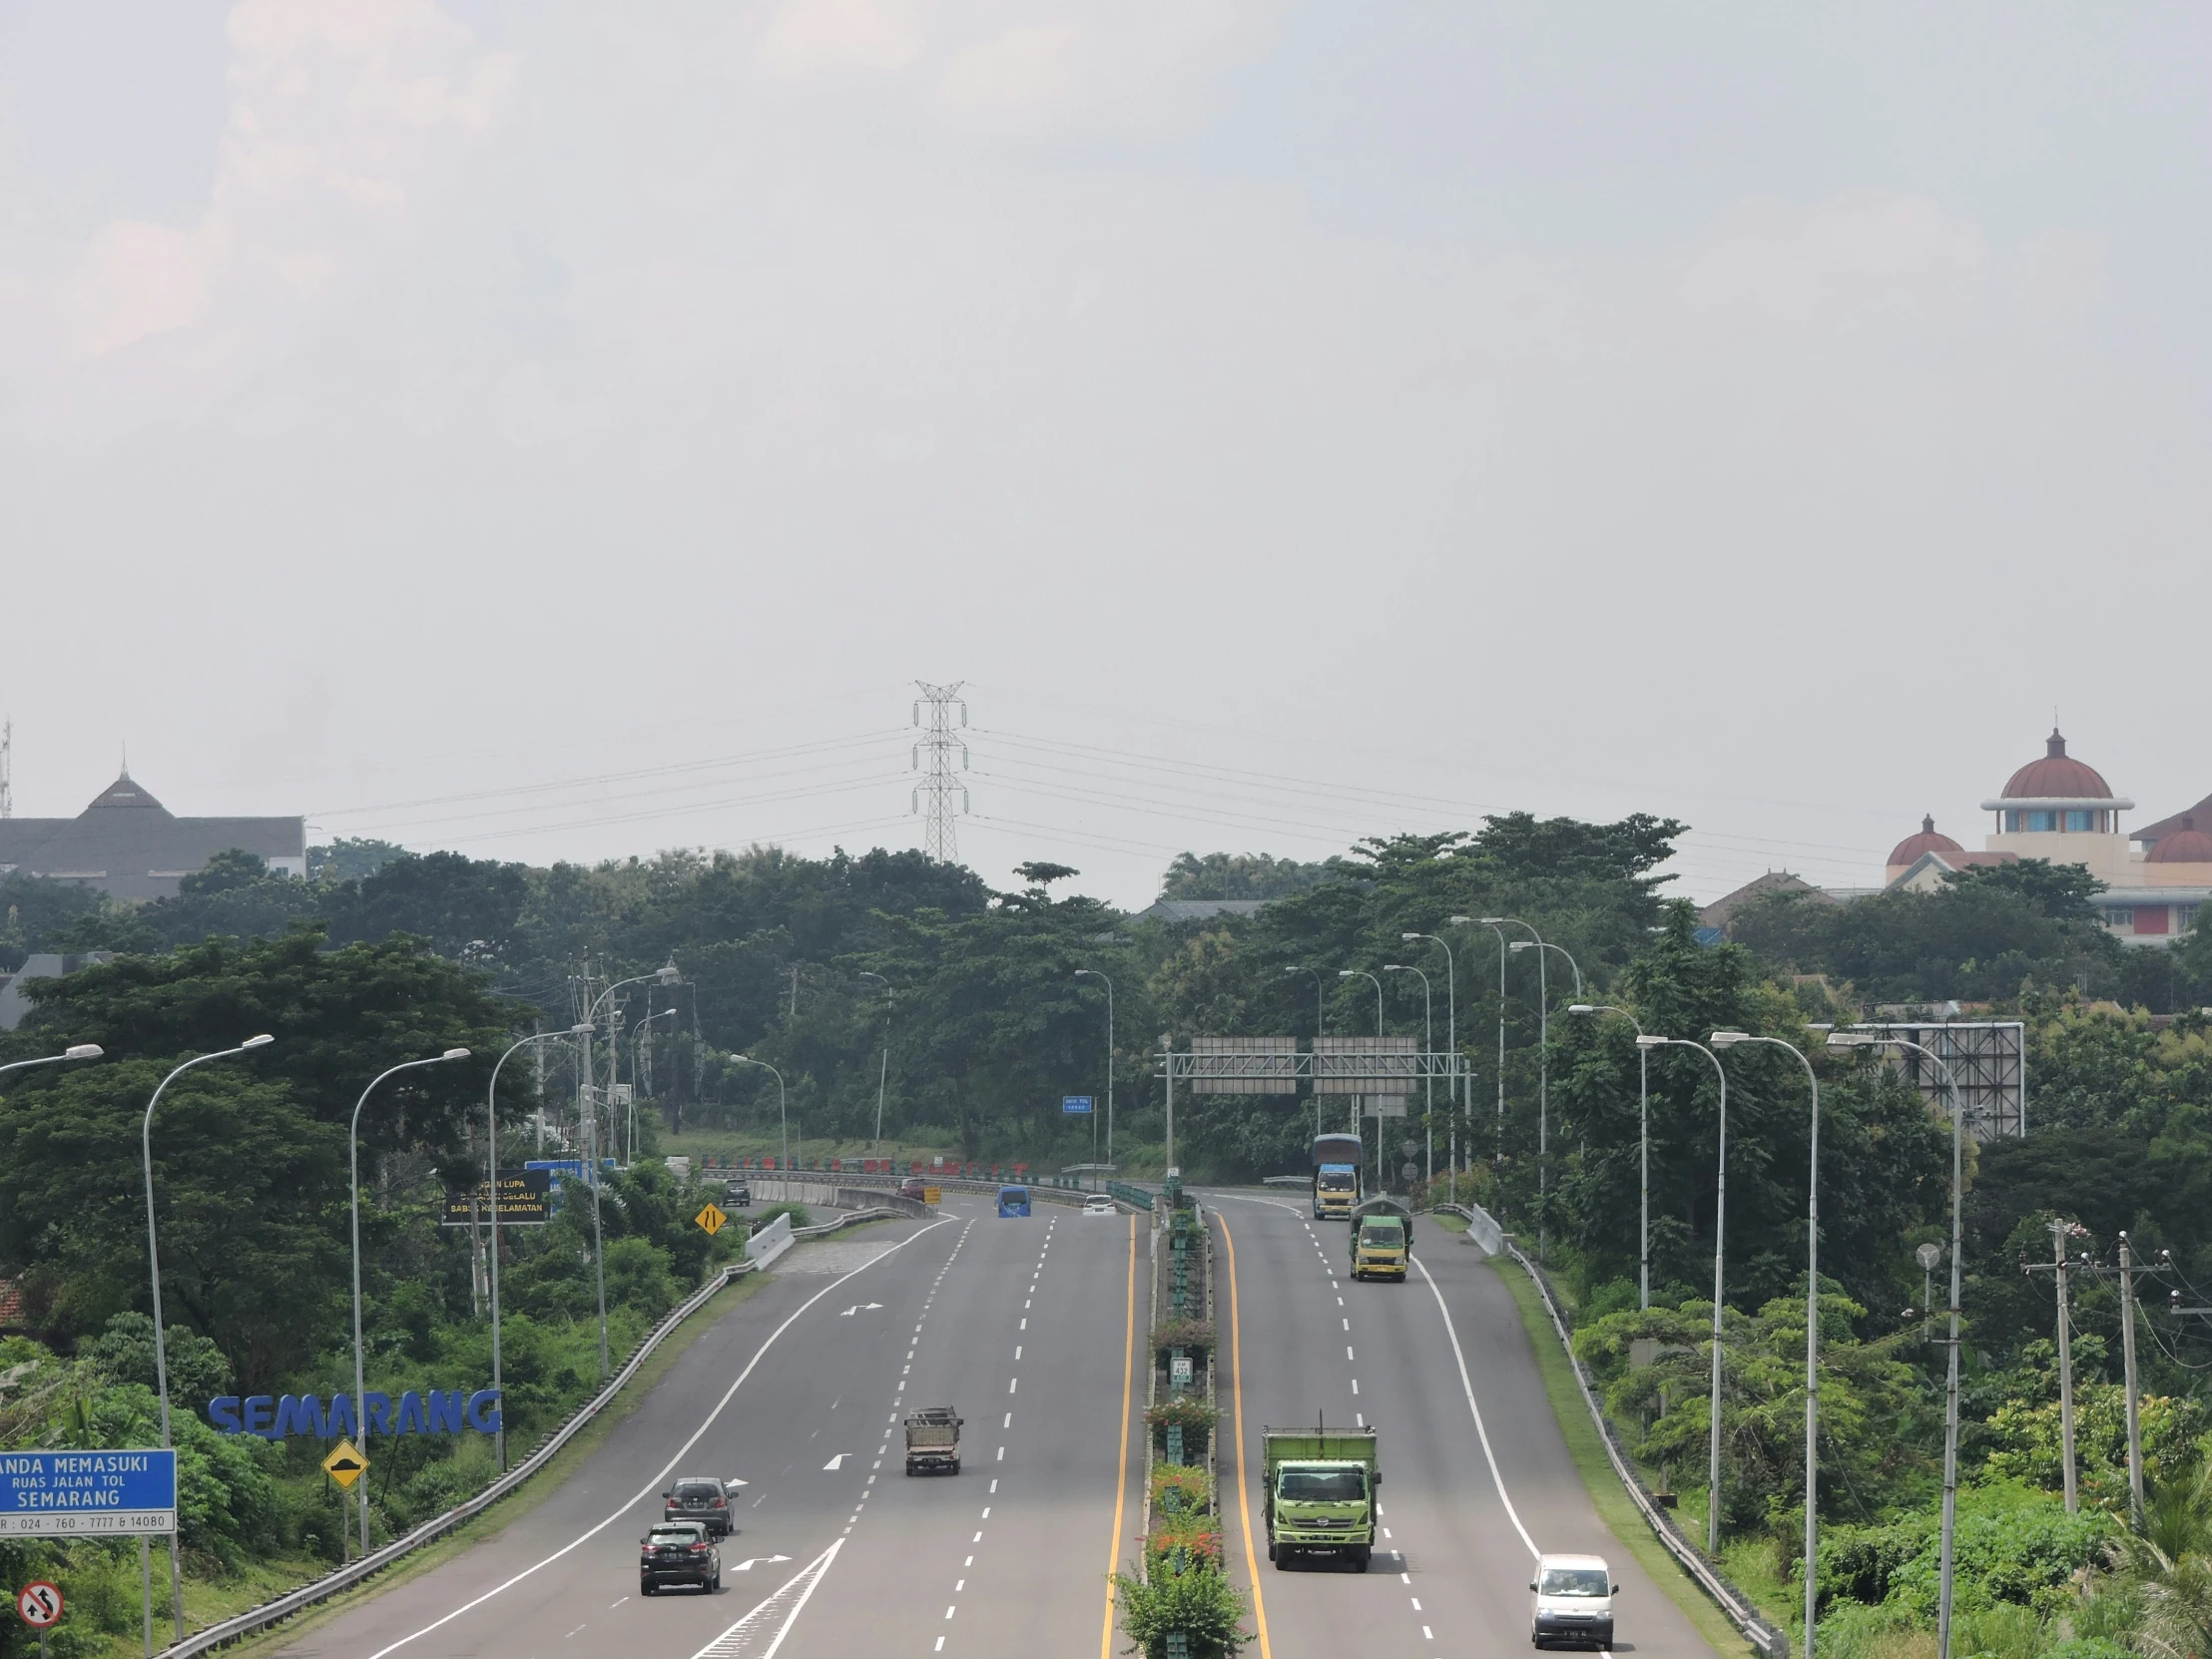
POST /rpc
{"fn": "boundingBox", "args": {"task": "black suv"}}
[639,1522,720,1595]
[664,1476,734,1538]
[724,1178,751,1207]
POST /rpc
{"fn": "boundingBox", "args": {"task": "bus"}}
[1310,1132,1364,1220]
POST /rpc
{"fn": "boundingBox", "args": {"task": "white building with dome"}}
[1882,730,2211,943]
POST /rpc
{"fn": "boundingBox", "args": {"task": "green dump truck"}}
[1349,1197,1413,1282]
[1263,1421,1380,1570]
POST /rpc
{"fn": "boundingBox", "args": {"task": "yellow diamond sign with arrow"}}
[322,1439,368,1489]
[694,1202,730,1237]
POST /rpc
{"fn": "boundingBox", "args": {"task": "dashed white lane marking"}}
[360,1222,951,1659]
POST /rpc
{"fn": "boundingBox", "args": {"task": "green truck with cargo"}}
[1263,1421,1380,1570]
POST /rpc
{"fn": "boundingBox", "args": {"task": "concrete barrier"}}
[745,1211,794,1268]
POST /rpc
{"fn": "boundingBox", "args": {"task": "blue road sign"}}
[1062,1095,1094,1114]
[0,1450,176,1536]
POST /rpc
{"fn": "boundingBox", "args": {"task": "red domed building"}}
[1879,728,2211,941]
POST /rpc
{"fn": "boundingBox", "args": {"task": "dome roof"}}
[2001,729,2113,801]
[2148,816,2212,864]
[1888,816,1963,868]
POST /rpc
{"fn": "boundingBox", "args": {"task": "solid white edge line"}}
[362,1219,953,1659]
[1413,1254,1539,1558]
[755,1537,843,1659]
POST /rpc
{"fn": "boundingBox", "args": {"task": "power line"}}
[912,682,970,862]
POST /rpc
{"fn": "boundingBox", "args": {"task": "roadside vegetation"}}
[6,815,2212,1657]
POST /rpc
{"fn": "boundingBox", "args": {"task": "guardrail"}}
[155,1201,905,1657]
[1424,1202,1505,1255]
[1503,1239,1790,1659]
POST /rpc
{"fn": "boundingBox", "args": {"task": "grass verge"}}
[1490,1256,1756,1659]
[145,1269,771,1659]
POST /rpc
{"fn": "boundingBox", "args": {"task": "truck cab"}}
[1310,1133,1366,1220]
[1529,1552,1617,1648]
[1349,1198,1412,1281]
[1262,1422,1379,1571]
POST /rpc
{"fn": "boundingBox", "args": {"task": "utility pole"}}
[2119,1234,2145,1525]
[0,717,11,819]
[2024,1220,2086,1512]
[911,681,970,861]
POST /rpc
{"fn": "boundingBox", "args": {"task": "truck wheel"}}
[1351,1546,1371,1571]
[1272,1547,1290,1571]
[950,1460,961,1475]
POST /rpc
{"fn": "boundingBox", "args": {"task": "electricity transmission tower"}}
[911,681,969,861]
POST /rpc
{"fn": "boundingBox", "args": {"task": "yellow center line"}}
[1220,1215,1272,1659]
[1101,1214,1136,1659]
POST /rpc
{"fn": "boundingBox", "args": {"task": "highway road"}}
[1206,1190,1720,1659]
[268,1194,1144,1659]
[266,1190,1723,1658]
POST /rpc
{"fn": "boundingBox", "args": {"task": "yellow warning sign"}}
[694,1202,730,1237]
[921,1187,941,1206]
[322,1439,368,1489]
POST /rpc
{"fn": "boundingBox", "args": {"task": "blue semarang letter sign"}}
[206,1388,502,1438]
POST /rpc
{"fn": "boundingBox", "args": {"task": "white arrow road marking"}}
[360,1220,950,1659]
[727,1555,794,1572]
[689,1541,841,1659]
[823,1454,845,1470]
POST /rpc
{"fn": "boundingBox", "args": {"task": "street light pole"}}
[1639,1034,1729,1555]
[139,1040,256,1643]
[1452,917,1510,1163]
[1830,1030,1964,1659]
[1339,969,1385,1181]
[1714,1030,1821,1659]
[484,1027,588,1473]
[1403,933,1456,1192]
[628,1008,678,1163]
[733,1055,788,1182]
[349,1048,470,1552]
[858,972,892,1155]
[1074,969,1115,1169]
[1569,1005,1647,1309]
[579,964,681,1381]
[1383,963,1432,1186]
[1284,966,1326,1140]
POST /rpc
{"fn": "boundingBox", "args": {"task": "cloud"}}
[754,0,926,80]
[14,0,515,378]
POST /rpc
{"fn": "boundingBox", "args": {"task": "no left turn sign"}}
[17,1582,62,1628]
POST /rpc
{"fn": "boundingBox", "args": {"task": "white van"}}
[1529,1552,1617,1649]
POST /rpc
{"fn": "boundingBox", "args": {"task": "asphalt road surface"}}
[269,1191,1721,1658]
[269,1194,1144,1659]
[1206,1189,1719,1659]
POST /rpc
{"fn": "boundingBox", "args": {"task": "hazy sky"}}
[4,3,2207,908]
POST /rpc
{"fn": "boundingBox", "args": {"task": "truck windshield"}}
[1360,1221,1403,1246]
[1317,1171,1357,1192]
[1540,1568,1609,1597]
[1279,1468,1366,1502]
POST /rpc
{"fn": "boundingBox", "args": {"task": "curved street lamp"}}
[1382,963,1431,1185]
[142,1035,272,1634]
[1714,1030,1821,1659]
[1830,1029,1965,1659]
[1638,1033,1729,1555]
[1402,933,1457,1192]
[482,1026,590,1472]
[349,1048,471,1552]
[1450,917,1512,1159]
[0,1043,103,1086]
[628,1008,680,1162]
[857,971,892,1154]
[733,1055,789,1179]
[578,964,681,1380]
